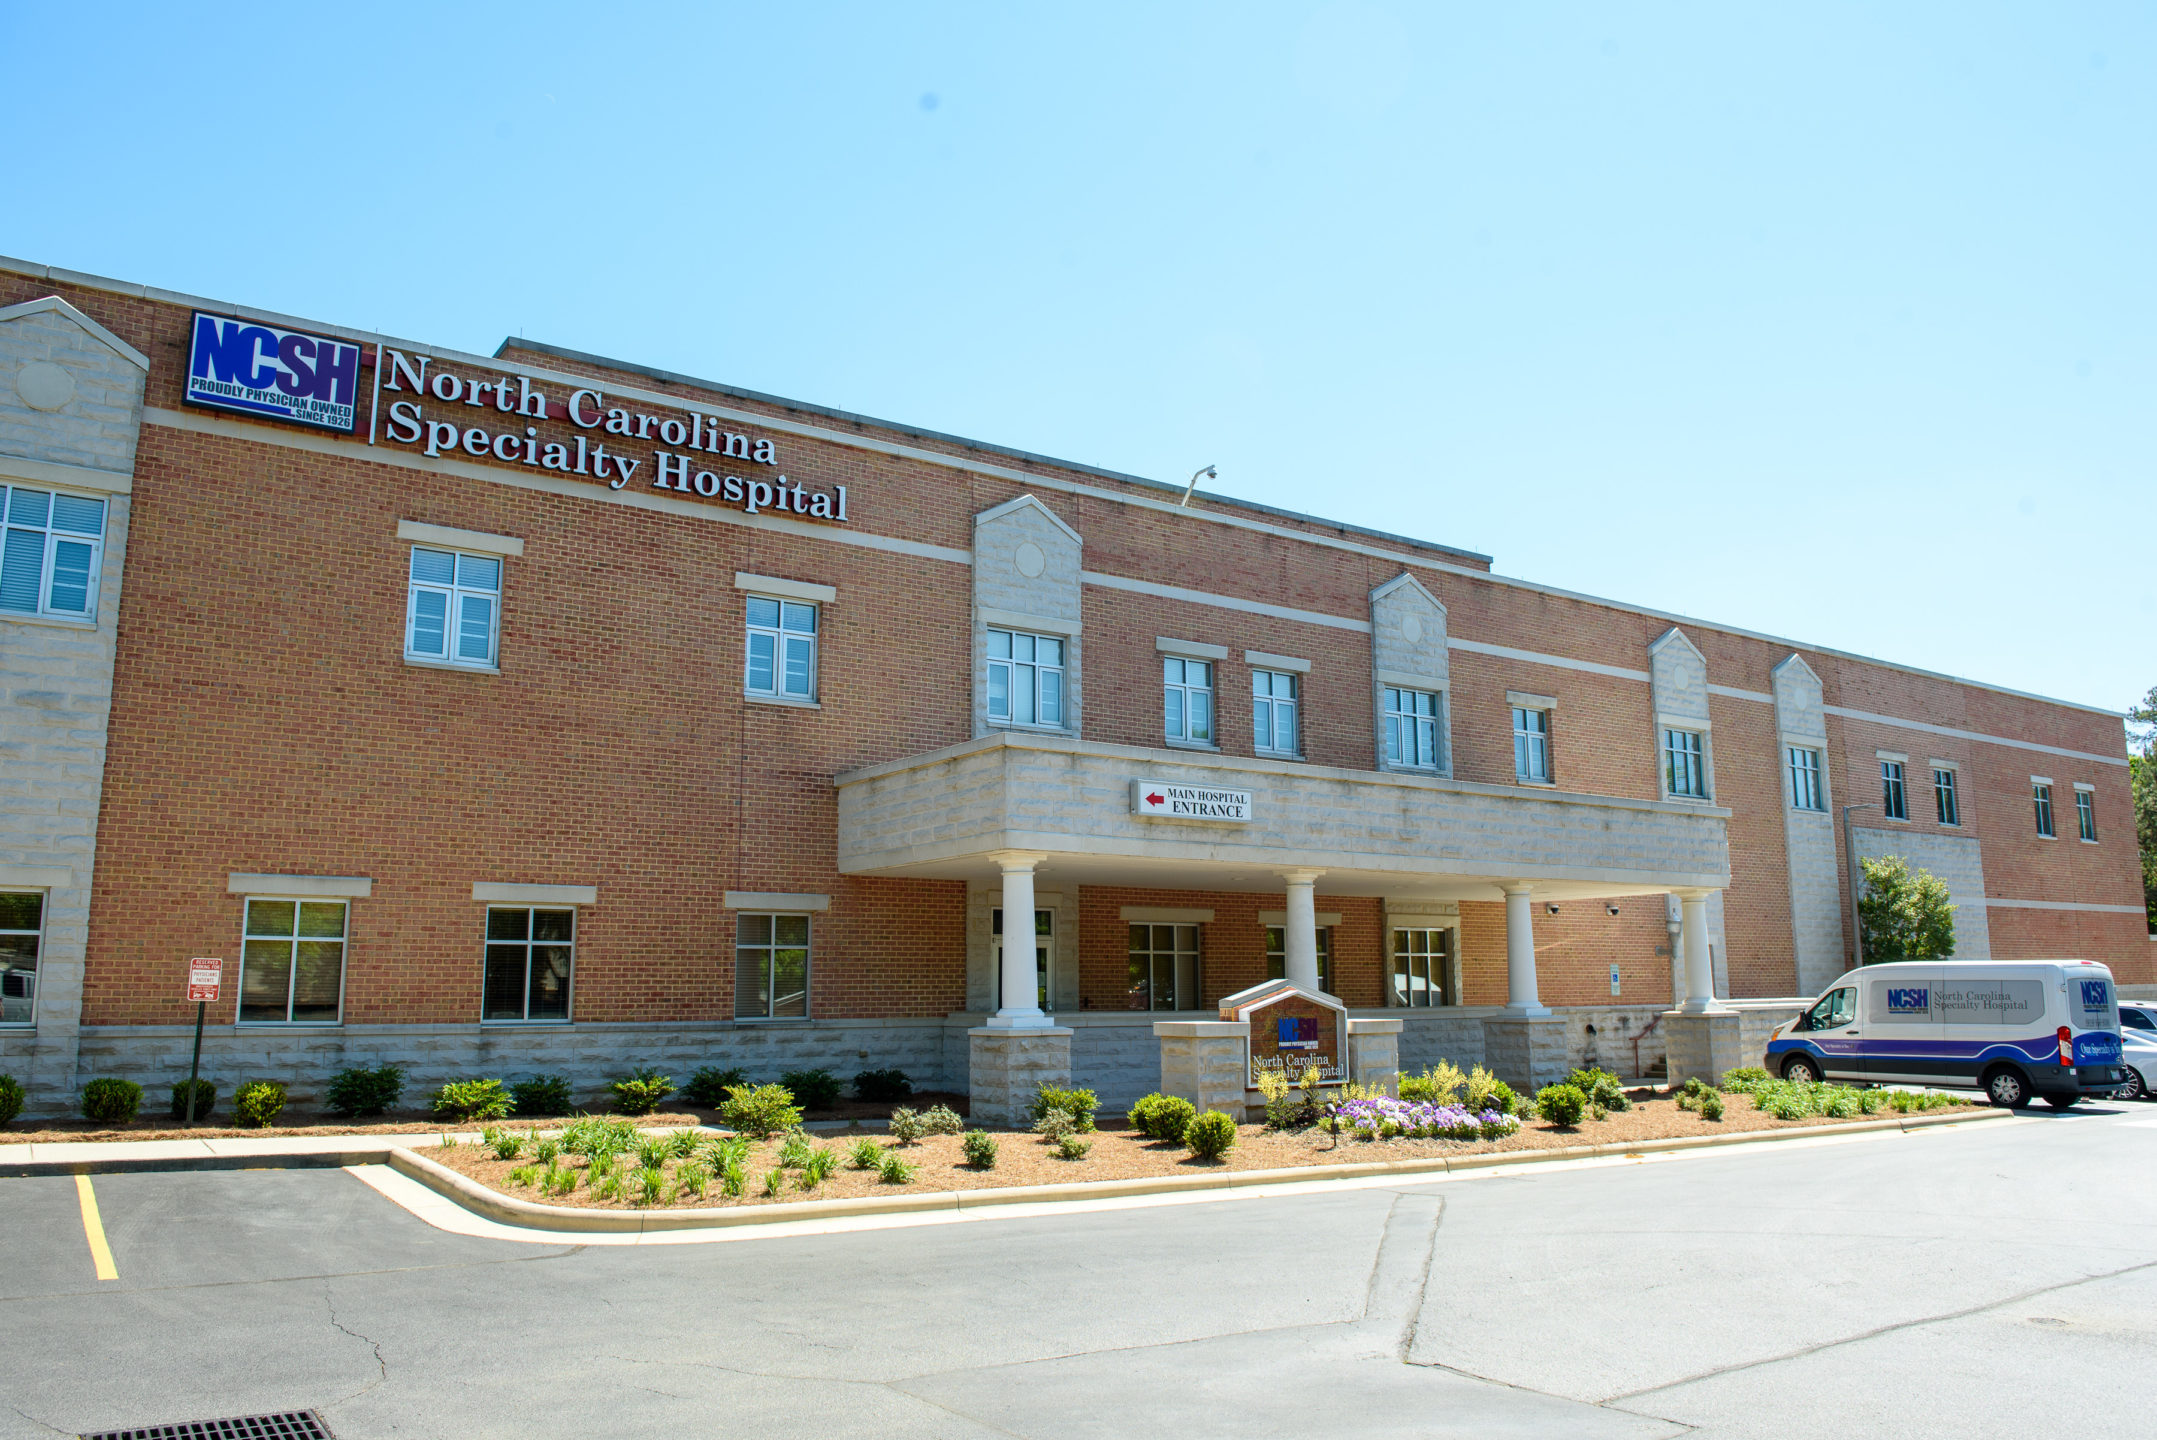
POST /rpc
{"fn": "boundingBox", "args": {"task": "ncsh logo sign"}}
[186,311,361,433]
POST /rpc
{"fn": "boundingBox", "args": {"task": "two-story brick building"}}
[0,254,2145,1116]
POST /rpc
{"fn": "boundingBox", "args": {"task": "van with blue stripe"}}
[1766,959,2127,1110]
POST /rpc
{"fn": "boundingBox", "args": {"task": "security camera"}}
[1606,904,1621,916]
[1545,903,1559,915]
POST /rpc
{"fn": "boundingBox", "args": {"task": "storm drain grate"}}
[81,1411,332,1440]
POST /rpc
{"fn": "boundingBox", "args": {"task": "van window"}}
[2073,977,2113,1027]
[1804,987,1856,1031]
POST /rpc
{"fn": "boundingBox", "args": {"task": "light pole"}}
[1178,465,1217,507]
[1841,802,1876,965]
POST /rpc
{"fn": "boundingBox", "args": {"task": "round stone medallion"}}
[1014,541,1046,578]
[1401,613,1424,644]
[15,361,75,412]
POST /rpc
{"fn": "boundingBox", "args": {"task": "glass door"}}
[994,907,1054,1012]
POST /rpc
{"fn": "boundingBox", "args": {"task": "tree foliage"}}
[1858,855,1956,962]
[2131,685,2157,936]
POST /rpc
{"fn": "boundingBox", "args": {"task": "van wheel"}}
[1781,1055,1822,1084]
[1984,1068,2031,1109]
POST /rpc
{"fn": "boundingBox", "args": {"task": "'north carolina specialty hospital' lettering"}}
[377,349,847,522]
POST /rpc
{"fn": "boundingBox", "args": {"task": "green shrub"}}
[489,1127,526,1160]
[1055,1134,1093,1161]
[675,1161,710,1198]
[777,1129,815,1169]
[719,1161,746,1197]
[545,1165,577,1196]
[761,1167,787,1197]
[1033,1109,1074,1142]
[1128,1092,1197,1141]
[849,1136,886,1169]
[506,1164,540,1189]
[853,1068,913,1102]
[535,1137,561,1165]
[780,1068,842,1109]
[1464,1065,1512,1113]
[1719,1066,1773,1092]
[431,1078,512,1123]
[82,1077,142,1124]
[324,1064,404,1117]
[1030,1084,1099,1132]
[801,1147,838,1186]
[637,1168,667,1206]
[702,1135,751,1172]
[1533,1083,1587,1127]
[962,1129,998,1169]
[1484,1080,1519,1117]
[561,1115,636,1158]
[233,1079,287,1128]
[512,1075,573,1116]
[1566,1068,1630,1113]
[919,1103,964,1136]
[169,1076,217,1121]
[0,1073,23,1126]
[887,1106,924,1144]
[1698,1090,1725,1121]
[1399,1060,1467,1105]
[720,1084,801,1139]
[877,1150,916,1184]
[680,1066,748,1108]
[610,1069,675,1117]
[1183,1109,1238,1160]
[635,1137,672,1170]
[1675,1076,1715,1111]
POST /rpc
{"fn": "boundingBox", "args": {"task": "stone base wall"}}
[1479,1015,1571,1091]
[967,1027,1072,1127]
[1661,1010,1744,1085]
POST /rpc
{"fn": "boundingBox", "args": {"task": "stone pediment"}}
[1217,977,1345,1024]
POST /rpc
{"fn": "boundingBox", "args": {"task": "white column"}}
[1502,882,1548,1015]
[1282,869,1324,991]
[1678,889,1719,1012]
[987,852,1049,1028]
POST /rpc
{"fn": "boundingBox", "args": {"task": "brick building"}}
[0,254,2146,1116]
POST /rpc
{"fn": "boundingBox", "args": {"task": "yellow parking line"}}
[75,1175,118,1281]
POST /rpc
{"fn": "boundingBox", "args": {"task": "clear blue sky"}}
[5,4,2148,720]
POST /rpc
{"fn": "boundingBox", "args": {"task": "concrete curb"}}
[0,1105,2008,1199]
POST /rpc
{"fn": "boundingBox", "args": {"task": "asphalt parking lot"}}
[7,1101,2156,1439]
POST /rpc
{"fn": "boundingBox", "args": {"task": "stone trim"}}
[0,451,132,494]
[733,572,835,603]
[723,891,831,911]
[0,295,149,369]
[228,873,373,898]
[1121,906,1215,923]
[472,882,596,905]
[979,606,1080,636]
[398,519,524,556]
[1245,649,1311,673]
[1156,636,1229,661]
[0,865,73,888]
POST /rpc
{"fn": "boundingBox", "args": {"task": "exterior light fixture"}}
[1178,465,1217,508]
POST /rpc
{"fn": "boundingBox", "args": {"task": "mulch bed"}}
[415,1094,1977,1212]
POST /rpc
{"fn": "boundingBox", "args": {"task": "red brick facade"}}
[6,267,2144,1048]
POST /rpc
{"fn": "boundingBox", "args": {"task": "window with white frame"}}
[1163,656,1214,745]
[1264,925,1331,990]
[1253,670,1300,756]
[735,912,809,1019]
[745,595,817,700]
[1384,687,1444,770]
[1390,927,1455,1007]
[1880,760,1907,820]
[0,485,105,620]
[239,898,346,1024]
[483,907,575,1022]
[0,892,41,1026]
[2033,783,2055,837]
[2076,787,2096,842]
[406,547,500,667]
[1788,746,1825,811]
[1126,922,1199,1010]
[987,628,1065,728]
[1663,728,1707,799]
[1934,768,1960,826]
[1513,707,1552,783]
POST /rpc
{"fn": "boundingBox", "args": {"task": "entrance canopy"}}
[835,732,1730,903]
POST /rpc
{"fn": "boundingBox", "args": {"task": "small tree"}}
[2129,683,2156,935]
[1858,855,1956,963]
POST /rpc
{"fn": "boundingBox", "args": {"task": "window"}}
[483,907,574,1022]
[1384,687,1444,770]
[1253,671,1300,756]
[1934,768,1960,826]
[2076,788,2096,842]
[1390,928,1454,1007]
[2033,783,2055,838]
[0,892,41,1025]
[745,595,817,700]
[987,628,1065,728]
[1787,747,1824,811]
[0,485,104,620]
[2122,1007,2156,1032]
[1264,925,1331,991]
[1880,760,1907,820]
[239,898,346,1024]
[1163,656,1214,745]
[994,907,1055,1011]
[407,547,500,667]
[1513,708,1551,783]
[735,912,809,1019]
[1663,729,1706,799]
[1126,922,1199,1011]
[1802,986,1856,1031]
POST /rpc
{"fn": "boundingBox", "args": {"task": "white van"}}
[1764,959,2127,1109]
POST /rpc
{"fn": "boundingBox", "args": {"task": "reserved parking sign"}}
[186,958,222,1003]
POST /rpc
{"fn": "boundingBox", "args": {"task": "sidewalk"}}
[0,1124,714,1176]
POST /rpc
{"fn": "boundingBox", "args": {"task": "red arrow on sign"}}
[1146,792,1166,806]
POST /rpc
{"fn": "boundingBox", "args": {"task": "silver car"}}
[2120,1003,2157,1101]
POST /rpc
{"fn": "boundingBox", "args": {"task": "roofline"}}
[0,251,2125,722]
[494,336,1496,566]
